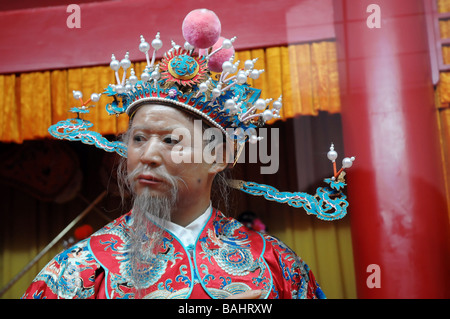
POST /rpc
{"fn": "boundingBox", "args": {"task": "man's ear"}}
[207,141,231,174]
[209,160,228,174]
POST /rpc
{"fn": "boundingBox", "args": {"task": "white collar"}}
[145,203,212,249]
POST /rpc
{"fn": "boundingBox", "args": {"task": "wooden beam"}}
[0,0,335,74]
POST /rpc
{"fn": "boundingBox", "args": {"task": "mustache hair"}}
[116,159,185,204]
[126,164,181,199]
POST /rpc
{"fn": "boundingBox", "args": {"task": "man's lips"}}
[137,174,164,186]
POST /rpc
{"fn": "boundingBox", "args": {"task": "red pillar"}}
[333,0,450,298]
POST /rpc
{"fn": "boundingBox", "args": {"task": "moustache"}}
[127,164,181,190]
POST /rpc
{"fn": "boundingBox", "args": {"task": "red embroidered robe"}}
[22,208,325,299]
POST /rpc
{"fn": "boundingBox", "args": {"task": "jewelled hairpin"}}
[229,144,355,221]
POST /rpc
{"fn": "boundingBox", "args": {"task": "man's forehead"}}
[130,122,190,133]
[131,104,193,124]
[126,104,201,130]
[133,103,188,116]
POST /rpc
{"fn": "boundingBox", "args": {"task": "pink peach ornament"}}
[182,9,221,49]
[208,37,235,72]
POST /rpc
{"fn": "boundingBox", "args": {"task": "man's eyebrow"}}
[130,124,188,133]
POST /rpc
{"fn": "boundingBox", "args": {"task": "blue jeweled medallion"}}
[168,54,199,80]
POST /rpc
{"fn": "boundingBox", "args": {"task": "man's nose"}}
[140,138,163,167]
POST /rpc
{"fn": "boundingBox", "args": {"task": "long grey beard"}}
[126,165,180,296]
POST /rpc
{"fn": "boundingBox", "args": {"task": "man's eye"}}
[133,135,145,143]
[163,136,179,145]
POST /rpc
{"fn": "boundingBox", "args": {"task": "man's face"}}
[126,104,218,202]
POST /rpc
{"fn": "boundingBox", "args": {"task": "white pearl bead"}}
[115,84,124,94]
[244,60,254,70]
[139,41,150,53]
[272,100,282,110]
[120,58,131,69]
[90,93,100,102]
[262,109,273,121]
[222,61,233,73]
[255,99,266,110]
[141,72,150,82]
[129,74,138,85]
[199,82,208,92]
[342,157,354,168]
[249,135,258,144]
[212,88,221,97]
[249,69,260,80]
[152,38,163,50]
[236,71,247,84]
[110,59,120,71]
[73,90,83,100]
[222,39,233,49]
[327,150,338,161]
[151,71,160,80]
[224,99,236,109]
[184,41,194,51]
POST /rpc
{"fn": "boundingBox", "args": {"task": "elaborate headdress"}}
[49,9,355,221]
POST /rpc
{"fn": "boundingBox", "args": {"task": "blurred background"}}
[0,0,449,299]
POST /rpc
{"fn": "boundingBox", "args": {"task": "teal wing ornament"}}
[228,144,355,221]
